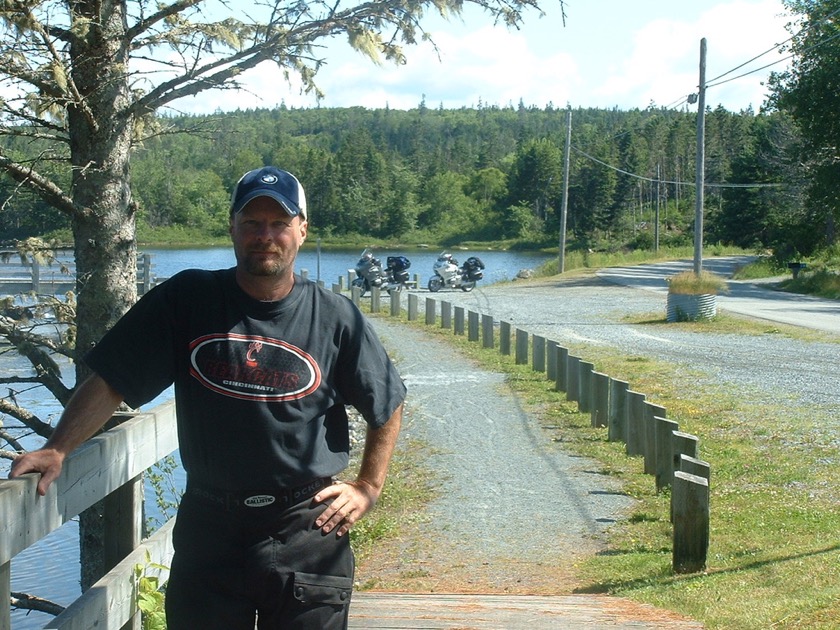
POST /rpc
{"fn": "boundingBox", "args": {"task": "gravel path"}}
[360,270,840,591]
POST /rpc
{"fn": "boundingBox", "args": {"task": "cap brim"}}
[232,191,305,218]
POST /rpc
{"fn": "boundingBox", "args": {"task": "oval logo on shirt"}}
[189,333,321,401]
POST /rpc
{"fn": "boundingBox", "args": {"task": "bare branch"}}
[0,428,26,453]
[0,398,54,439]
[0,151,79,217]
[125,0,206,42]
[1,448,23,461]
[11,591,65,616]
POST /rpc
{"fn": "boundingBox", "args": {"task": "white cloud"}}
[165,0,790,114]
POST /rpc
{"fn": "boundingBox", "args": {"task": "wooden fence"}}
[1,401,178,630]
[355,287,711,574]
[0,253,155,296]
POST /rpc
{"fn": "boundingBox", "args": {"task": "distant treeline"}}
[0,103,817,258]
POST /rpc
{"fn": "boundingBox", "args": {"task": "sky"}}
[171,0,793,115]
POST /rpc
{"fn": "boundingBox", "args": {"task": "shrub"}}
[667,270,728,295]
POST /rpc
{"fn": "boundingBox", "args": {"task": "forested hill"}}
[1,103,814,258]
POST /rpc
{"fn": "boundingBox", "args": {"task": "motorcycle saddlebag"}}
[465,256,484,280]
[387,255,411,272]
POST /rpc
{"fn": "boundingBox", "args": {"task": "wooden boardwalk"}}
[349,593,705,629]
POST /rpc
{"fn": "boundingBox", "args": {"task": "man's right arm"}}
[9,373,124,496]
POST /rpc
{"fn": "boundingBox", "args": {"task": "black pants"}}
[165,492,354,629]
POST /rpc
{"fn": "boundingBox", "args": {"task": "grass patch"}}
[363,294,840,629]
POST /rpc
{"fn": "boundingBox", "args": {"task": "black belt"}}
[187,477,333,512]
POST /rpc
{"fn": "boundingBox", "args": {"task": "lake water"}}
[5,245,553,628]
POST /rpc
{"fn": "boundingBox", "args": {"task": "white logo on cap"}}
[261,174,278,184]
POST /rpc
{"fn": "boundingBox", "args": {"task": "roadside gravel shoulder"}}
[357,309,636,594]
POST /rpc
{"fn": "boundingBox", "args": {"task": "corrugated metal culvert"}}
[666,293,717,322]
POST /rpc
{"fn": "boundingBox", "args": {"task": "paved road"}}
[596,256,840,334]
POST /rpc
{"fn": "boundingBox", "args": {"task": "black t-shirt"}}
[85,268,406,491]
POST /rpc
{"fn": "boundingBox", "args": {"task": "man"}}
[10,166,406,629]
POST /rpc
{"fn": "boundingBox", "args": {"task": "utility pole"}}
[559,107,571,274]
[655,163,661,252]
[694,38,707,275]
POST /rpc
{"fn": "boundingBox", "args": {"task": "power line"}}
[570,146,784,189]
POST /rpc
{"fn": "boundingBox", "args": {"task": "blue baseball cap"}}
[230,166,307,219]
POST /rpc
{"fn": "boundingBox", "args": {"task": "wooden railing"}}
[0,253,156,296]
[1,401,178,630]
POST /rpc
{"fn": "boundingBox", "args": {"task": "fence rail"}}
[1,402,178,630]
[0,253,155,297]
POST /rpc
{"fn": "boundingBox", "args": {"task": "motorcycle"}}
[427,252,485,292]
[351,249,412,296]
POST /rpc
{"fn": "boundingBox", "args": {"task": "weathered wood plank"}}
[0,401,177,565]
[349,594,705,629]
[44,519,176,630]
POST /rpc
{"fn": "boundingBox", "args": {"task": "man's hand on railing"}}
[9,447,66,496]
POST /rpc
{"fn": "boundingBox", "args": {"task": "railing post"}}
[578,361,594,413]
[468,310,479,342]
[499,321,511,356]
[672,472,710,574]
[643,402,667,476]
[532,335,545,373]
[608,379,629,442]
[566,355,580,402]
[625,390,646,456]
[655,417,680,492]
[555,346,569,393]
[481,314,494,349]
[370,287,381,313]
[425,298,436,325]
[407,293,418,320]
[390,291,401,317]
[454,306,465,335]
[546,340,558,381]
[1,559,10,630]
[591,372,610,428]
[515,328,528,365]
[441,301,452,330]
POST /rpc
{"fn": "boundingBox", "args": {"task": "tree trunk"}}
[68,0,138,591]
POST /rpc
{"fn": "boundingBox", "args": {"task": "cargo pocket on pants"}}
[292,572,353,607]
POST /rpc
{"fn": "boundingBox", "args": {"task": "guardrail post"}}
[592,372,610,428]
[515,328,528,365]
[655,417,680,491]
[300,269,309,281]
[546,340,558,380]
[425,297,436,325]
[390,291,401,317]
[555,346,569,393]
[481,314,494,348]
[578,361,594,413]
[370,287,381,313]
[468,310,479,342]
[608,379,629,442]
[499,321,511,355]
[672,471,709,574]
[532,335,545,373]
[441,301,452,329]
[625,390,646,456]
[566,355,581,402]
[454,306,465,335]
[643,402,667,476]
[351,286,360,306]
[332,283,341,294]
[407,293,418,320]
